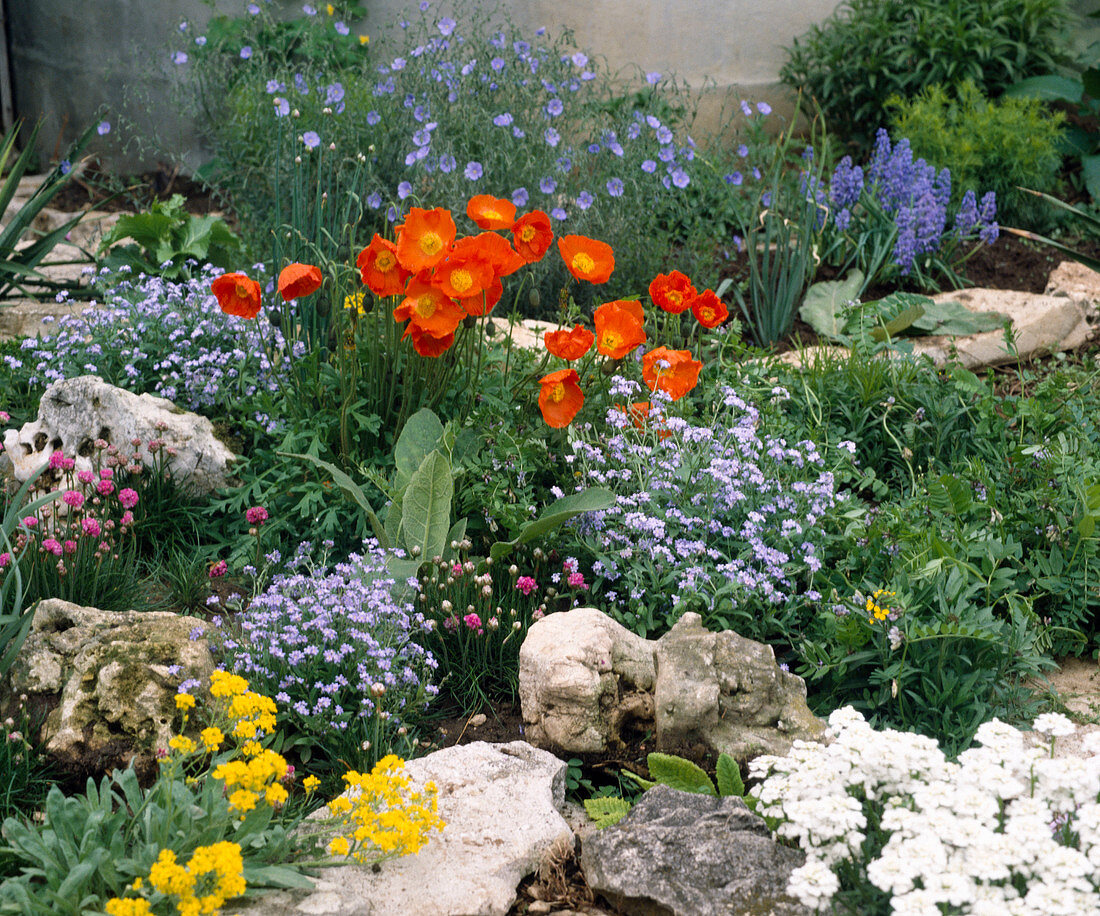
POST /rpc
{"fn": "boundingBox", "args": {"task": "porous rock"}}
[579,784,810,916]
[5,599,214,769]
[1,375,237,495]
[235,741,574,916]
[654,612,824,761]
[519,607,656,754]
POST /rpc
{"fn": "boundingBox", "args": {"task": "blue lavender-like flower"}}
[828,156,864,211]
[954,189,979,236]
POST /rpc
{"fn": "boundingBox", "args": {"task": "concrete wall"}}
[9,0,841,171]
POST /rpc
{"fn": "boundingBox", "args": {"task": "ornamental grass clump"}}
[213,541,438,778]
[751,707,1100,914]
[570,381,849,638]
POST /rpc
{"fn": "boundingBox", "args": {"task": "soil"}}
[49,163,223,215]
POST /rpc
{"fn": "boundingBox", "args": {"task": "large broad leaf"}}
[646,753,716,796]
[911,300,1008,336]
[280,451,387,545]
[489,488,614,562]
[398,449,453,564]
[1003,74,1083,104]
[848,292,928,341]
[394,408,444,484]
[715,753,745,798]
[798,269,865,340]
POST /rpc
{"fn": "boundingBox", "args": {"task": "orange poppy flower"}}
[642,346,703,401]
[403,323,455,358]
[432,251,495,300]
[689,289,729,328]
[512,210,554,263]
[453,231,525,278]
[615,401,672,439]
[357,235,411,297]
[593,300,647,359]
[544,324,595,361]
[277,262,322,301]
[393,270,466,338]
[459,276,503,317]
[649,270,697,314]
[211,273,262,319]
[467,195,517,231]
[538,368,584,428]
[395,207,456,273]
[557,235,615,284]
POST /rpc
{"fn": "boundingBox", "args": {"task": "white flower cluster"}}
[749,707,1100,915]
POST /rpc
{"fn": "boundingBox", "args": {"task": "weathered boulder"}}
[519,607,656,754]
[655,613,825,761]
[1,375,236,495]
[520,608,821,761]
[580,784,811,916]
[4,599,214,770]
[236,741,574,916]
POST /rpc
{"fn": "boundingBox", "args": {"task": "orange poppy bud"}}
[357,235,410,297]
[642,346,703,401]
[688,289,729,329]
[557,235,615,284]
[593,300,647,359]
[649,270,697,314]
[544,324,595,361]
[211,273,262,319]
[538,368,584,428]
[467,194,517,230]
[395,207,456,273]
[393,270,466,338]
[512,210,554,263]
[403,322,455,358]
[277,262,323,302]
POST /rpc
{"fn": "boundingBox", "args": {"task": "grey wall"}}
[8,0,838,172]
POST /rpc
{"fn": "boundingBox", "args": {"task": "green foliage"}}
[0,120,95,300]
[781,0,1069,152]
[583,796,632,829]
[98,194,243,279]
[0,709,51,866]
[887,81,1066,228]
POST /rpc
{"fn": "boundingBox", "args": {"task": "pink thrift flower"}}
[98,541,111,552]
[42,538,62,557]
[61,457,75,471]
[567,572,587,589]
[62,490,84,508]
[82,518,101,538]
[99,467,114,479]
[452,562,463,576]
[208,559,228,579]
[0,410,9,422]
[0,552,9,568]
[463,612,481,630]
[118,488,139,509]
[48,451,65,470]
[21,516,37,529]
[516,575,537,596]
[97,479,115,496]
[77,470,96,485]
[245,506,269,526]
[63,540,77,555]
[120,510,134,527]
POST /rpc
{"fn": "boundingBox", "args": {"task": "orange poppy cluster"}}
[537,269,728,429]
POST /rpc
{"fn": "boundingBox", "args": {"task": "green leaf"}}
[715,754,745,797]
[870,304,926,341]
[584,796,632,828]
[1078,514,1095,539]
[279,451,387,546]
[489,488,614,563]
[398,450,453,564]
[1003,74,1083,104]
[911,300,1008,336]
[799,270,865,340]
[1082,155,1100,204]
[646,753,716,795]
[394,408,444,484]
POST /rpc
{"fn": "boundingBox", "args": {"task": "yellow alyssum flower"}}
[303,775,321,794]
[359,34,369,45]
[175,693,197,711]
[228,788,259,814]
[200,726,225,752]
[105,899,153,916]
[209,670,249,699]
[168,735,197,756]
[149,849,194,897]
[327,835,351,857]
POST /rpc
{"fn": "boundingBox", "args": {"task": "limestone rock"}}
[236,741,574,916]
[654,613,824,761]
[5,599,214,769]
[1,375,237,495]
[1046,259,1100,314]
[579,785,810,916]
[520,607,656,754]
